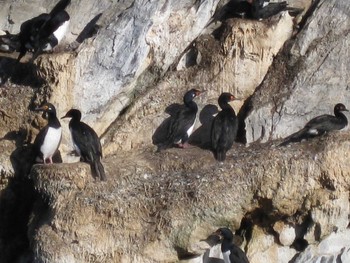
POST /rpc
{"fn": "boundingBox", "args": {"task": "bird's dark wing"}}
[167,108,197,142]
[304,114,346,132]
[70,122,102,162]
[33,125,49,155]
[36,11,69,42]
[0,32,20,52]
[49,0,71,18]
[211,110,238,161]
[279,114,344,146]
[156,108,197,151]
[229,244,250,263]
[253,1,288,19]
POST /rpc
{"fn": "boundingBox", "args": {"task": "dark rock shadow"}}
[69,13,102,51]
[152,103,183,146]
[0,123,61,262]
[189,104,219,150]
[0,55,45,87]
[76,13,102,44]
[0,129,35,263]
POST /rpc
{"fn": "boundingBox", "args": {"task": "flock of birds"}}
[0,0,348,262]
[33,103,106,181]
[154,89,349,163]
[0,0,71,62]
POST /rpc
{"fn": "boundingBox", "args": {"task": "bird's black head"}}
[219,92,236,103]
[214,227,234,242]
[61,109,82,121]
[35,102,57,114]
[334,103,348,113]
[184,88,201,102]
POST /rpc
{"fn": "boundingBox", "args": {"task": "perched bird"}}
[33,103,62,164]
[0,30,20,52]
[226,0,303,20]
[213,228,250,263]
[280,103,349,146]
[1,0,71,62]
[211,93,238,162]
[61,109,106,181]
[156,89,202,151]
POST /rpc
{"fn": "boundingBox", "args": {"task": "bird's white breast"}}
[53,20,70,44]
[40,127,62,159]
[222,250,231,263]
[187,122,195,137]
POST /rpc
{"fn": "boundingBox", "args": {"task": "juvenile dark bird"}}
[156,88,202,151]
[33,103,62,164]
[4,0,71,62]
[62,109,106,181]
[211,93,238,162]
[280,103,348,146]
[213,228,250,263]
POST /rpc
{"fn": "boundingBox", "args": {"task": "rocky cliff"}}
[0,0,349,262]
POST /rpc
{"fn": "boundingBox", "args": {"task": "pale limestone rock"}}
[310,191,350,240]
[273,221,296,246]
[102,13,296,154]
[248,225,297,263]
[245,0,350,144]
[292,229,350,263]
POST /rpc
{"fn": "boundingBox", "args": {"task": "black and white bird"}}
[211,93,238,162]
[279,103,349,146]
[1,0,71,62]
[33,103,62,164]
[62,109,106,181]
[156,89,202,151]
[226,0,303,20]
[213,228,250,263]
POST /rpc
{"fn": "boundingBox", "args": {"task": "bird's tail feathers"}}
[49,0,71,17]
[91,159,106,181]
[215,151,226,162]
[279,128,309,146]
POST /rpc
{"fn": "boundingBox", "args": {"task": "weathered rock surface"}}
[0,0,349,262]
[24,132,350,262]
[245,0,350,143]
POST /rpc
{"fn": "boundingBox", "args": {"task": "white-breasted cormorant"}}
[213,228,250,263]
[156,89,202,152]
[33,102,62,164]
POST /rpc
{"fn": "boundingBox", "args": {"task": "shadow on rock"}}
[0,55,45,87]
[0,129,35,263]
[152,103,183,146]
[76,13,102,44]
[189,104,218,150]
[0,126,61,262]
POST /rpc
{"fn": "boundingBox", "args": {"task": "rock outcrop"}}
[245,0,350,144]
[0,0,349,262]
[28,132,350,262]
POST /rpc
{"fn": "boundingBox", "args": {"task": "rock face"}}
[245,0,350,144]
[27,133,350,263]
[1,0,350,262]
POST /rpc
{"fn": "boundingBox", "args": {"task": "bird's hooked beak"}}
[61,114,69,119]
[35,105,48,112]
[195,89,203,96]
[213,230,224,240]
